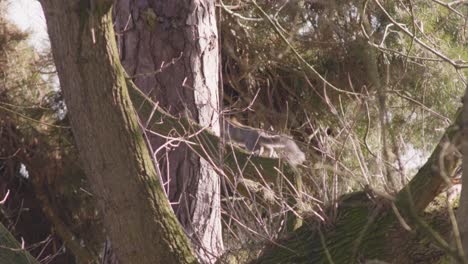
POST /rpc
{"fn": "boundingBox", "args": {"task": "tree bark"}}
[39,1,196,263]
[113,1,223,262]
[33,0,465,262]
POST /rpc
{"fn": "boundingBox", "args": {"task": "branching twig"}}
[251,0,362,96]
[369,0,468,69]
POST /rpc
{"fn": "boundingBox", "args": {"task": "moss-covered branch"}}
[396,110,462,213]
[127,80,299,186]
[253,110,462,263]
[0,223,39,264]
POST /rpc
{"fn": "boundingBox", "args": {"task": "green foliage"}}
[220,0,465,181]
[0,12,58,132]
[219,0,466,253]
[0,4,101,262]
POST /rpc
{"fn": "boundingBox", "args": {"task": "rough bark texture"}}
[39,1,196,263]
[113,1,223,262]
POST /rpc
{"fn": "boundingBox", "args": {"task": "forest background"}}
[0,0,467,263]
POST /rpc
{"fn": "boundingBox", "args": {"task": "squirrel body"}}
[222,120,306,166]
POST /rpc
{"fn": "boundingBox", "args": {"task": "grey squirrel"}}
[222,119,306,166]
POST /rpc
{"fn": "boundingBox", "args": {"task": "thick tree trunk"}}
[39,1,196,263]
[113,1,223,262]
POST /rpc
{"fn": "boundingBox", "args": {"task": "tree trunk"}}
[34,0,464,262]
[39,1,196,263]
[113,1,223,262]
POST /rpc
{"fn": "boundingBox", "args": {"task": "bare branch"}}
[371,0,468,70]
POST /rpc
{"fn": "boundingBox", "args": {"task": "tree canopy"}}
[0,0,466,263]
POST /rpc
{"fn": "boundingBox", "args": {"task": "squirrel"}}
[222,119,306,166]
